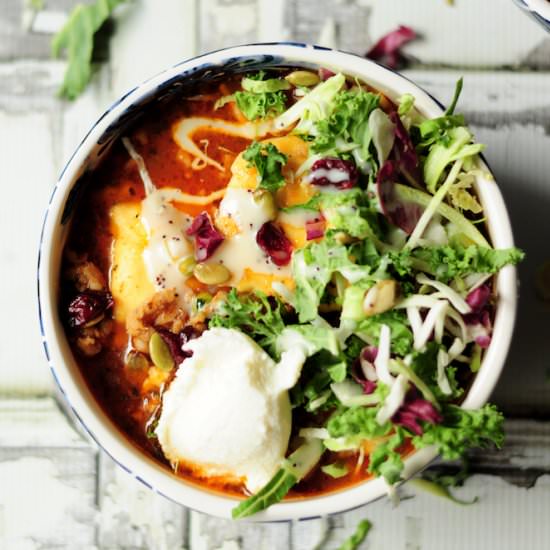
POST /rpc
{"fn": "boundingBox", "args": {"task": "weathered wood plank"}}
[188,510,291,550]
[307,474,550,550]
[0,399,97,549]
[199,0,550,69]
[96,451,189,550]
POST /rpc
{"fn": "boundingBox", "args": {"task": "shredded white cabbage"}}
[331,380,381,407]
[299,427,330,440]
[436,349,453,396]
[413,300,448,351]
[375,324,394,386]
[417,273,471,314]
[360,353,378,381]
[406,306,423,345]
[406,159,463,250]
[121,137,156,195]
[369,108,395,166]
[376,374,408,425]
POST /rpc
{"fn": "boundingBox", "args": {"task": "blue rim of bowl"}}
[512,0,550,31]
[36,41,497,521]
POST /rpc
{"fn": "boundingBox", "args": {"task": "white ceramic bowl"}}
[37,43,518,521]
[513,0,550,31]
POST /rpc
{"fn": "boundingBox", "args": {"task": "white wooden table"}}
[1,1,550,548]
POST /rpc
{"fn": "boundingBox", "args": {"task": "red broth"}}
[61,74,413,499]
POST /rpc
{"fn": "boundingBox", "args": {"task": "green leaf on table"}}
[336,519,373,550]
[52,0,127,100]
[410,478,478,506]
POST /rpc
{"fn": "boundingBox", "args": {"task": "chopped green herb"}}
[243,141,288,192]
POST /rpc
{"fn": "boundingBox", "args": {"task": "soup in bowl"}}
[38,44,521,521]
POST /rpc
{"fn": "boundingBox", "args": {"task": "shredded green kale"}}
[52,0,126,100]
[313,88,380,154]
[411,342,463,402]
[413,403,504,460]
[234,71,288,120]
[292,236,371,322]
[368,427,406,484]
[389,244,524,283]
[243,141,288,192]
[355,310,413,357]
[327,396,393,440]
[208,290,286,358]
[241,71,290,94]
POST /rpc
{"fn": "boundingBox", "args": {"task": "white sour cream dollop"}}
[155,327,306,492]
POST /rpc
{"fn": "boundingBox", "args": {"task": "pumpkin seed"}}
[126,351,149,370]
[285,70,320,87]
[195,292,212,311]
[179,256,196,277]
[149,331,174,371]
[253,189,277,220]
[193,262,231,285]
[363,280,398,317]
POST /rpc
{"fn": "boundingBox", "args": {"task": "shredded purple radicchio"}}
[186,212,224,261]
[67,291,113,328]
[389,110,422,188]
[392,398,443,436]
[309,157,358,189]
[464,284,493,348]
[318,67,336,81]
[351,347,379,395]
[366,25,417,69]
[377,160,423,234]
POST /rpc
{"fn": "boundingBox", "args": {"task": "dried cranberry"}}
[256,222,293,266]
[155,326,197,365]
[309,158,358,189]
[377,160,423,234]
[186,212,224,261]
[392,398,443,436]
[67,291,113,328]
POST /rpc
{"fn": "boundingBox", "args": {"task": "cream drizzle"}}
[172,117,274,172]
[140,188,194,294]
[212,188,291,285]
